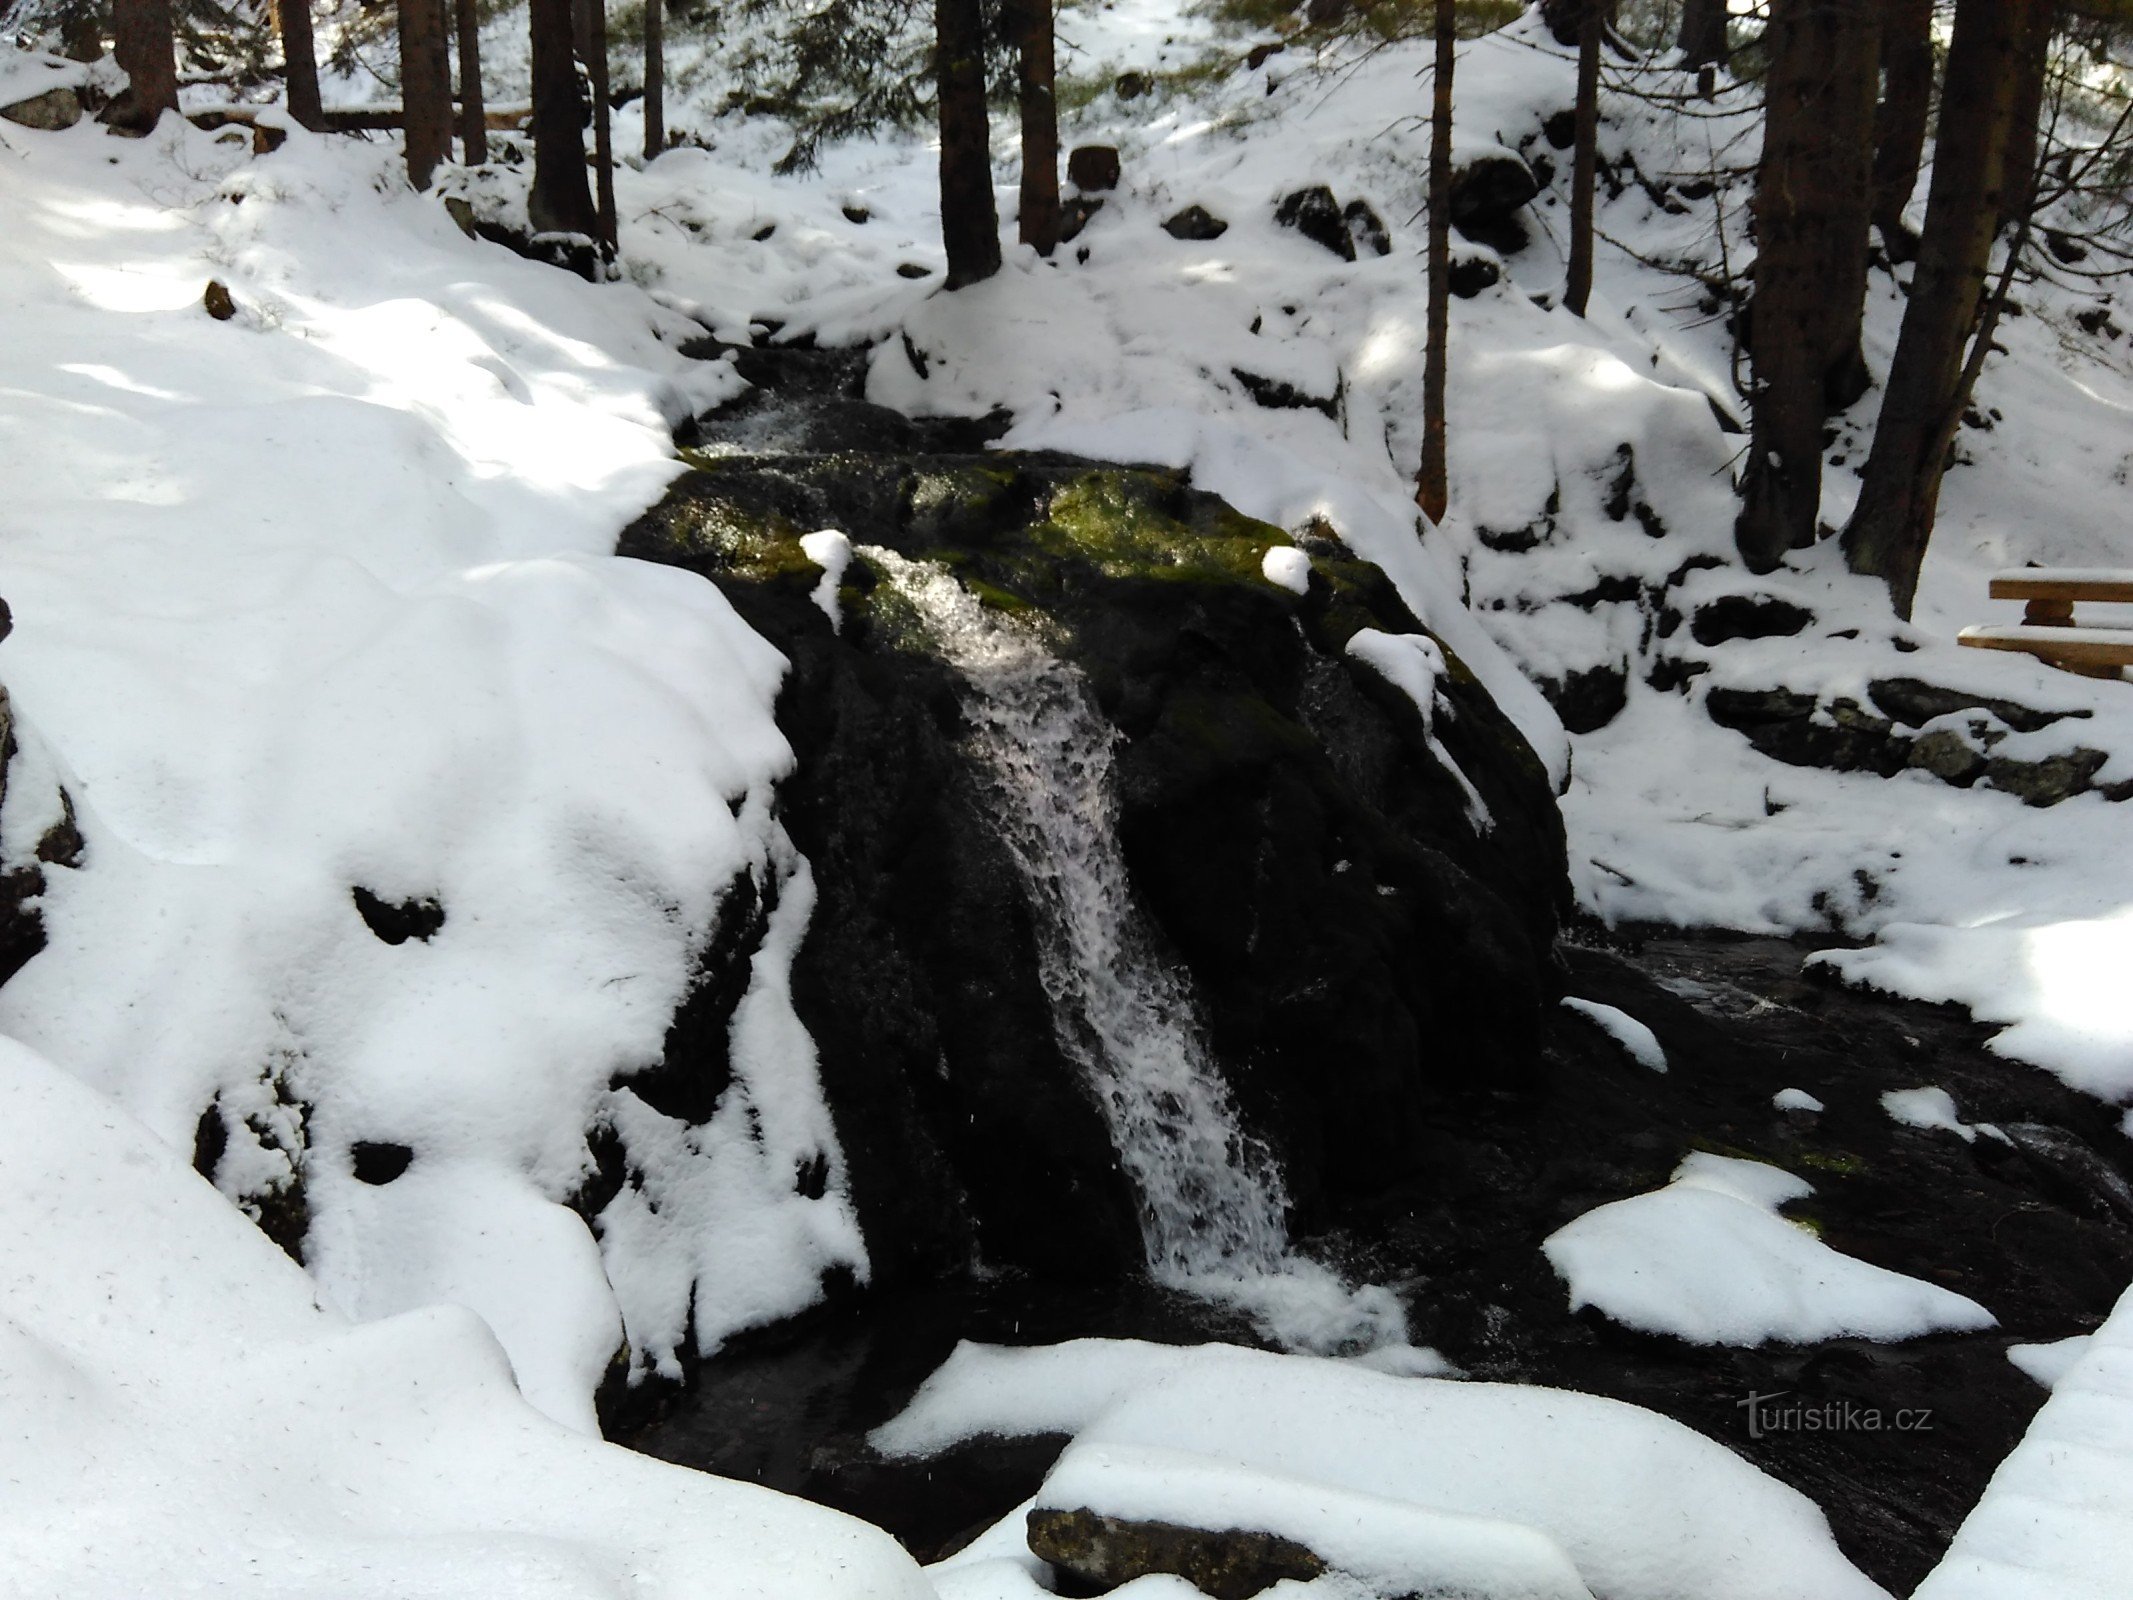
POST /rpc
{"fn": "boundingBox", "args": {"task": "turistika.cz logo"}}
[1737,1391,1935,1440]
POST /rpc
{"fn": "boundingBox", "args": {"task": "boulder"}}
[0,85,81,130]
[1163,204,1230,241]
[1274,185,1352,260]
[1448,150,1539,255]
[1027,1508,1326,1600]
[1342,198,1391,257]
[1448,251,1501,299]
[1069,145,1123,192]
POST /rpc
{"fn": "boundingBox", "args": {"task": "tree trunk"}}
[573,0,619,253]
[104,0,178,134]
[527,0,599,240]
[1998,3,2053,227]
[643,0,665,160]
[1416,0,1453,524]
[277,0,323,130]
[935,0,1001,288]
[1676,0,1727,70]
[1012,0,1061,256]
[1870,0,1933,259]
[1840,0,2049,618]
[455,0,488,163]
[1734,0,1880,570]
[1564,0,1601,317]
[1539,0,1581,44]
[398,0,454,189]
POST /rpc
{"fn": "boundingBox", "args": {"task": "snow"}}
[1882,1085,2005,1144]
[1260,543,1311,595]
[0,1029,930,1600]
[1561,996,1668,1072]
[1913,1281,2133,1600]
[801,528,854,630]
[1543,1153,1998,1345]
[2008,1334,2093,1388]
[1774,1087,1825,1113]
[0,115,860,1426]
[1345,628,1494,832]
[878,1337,1890,1600]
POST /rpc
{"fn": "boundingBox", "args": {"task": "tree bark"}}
[1998,2,2054,227]
[104,0,178,134]
[1841,0,2049,617]
[572,0,618,252]
[398,0,454,188]
[1416,0,1453,524]
[1676,0,1727,70]
[455,0,488,163]
[527,0,599,240]
[277,0,323,130]
[1564,0,1601,317]
[643,0,665,160]
[1734,0,1881,570]
[1870,0,1933,259]
[1012,0,1061,256]
[935,0,1001,288]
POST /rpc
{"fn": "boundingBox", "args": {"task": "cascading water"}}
[868,549,1408,1355]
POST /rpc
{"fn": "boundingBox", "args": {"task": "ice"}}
[1543,1153,1997,1345]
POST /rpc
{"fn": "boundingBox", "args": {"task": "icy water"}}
[868,550,1404,1353]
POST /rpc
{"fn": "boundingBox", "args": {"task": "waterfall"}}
[867,550,1407,1355]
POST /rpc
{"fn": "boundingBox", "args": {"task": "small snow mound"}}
[1561,997,1667,1072]
[1882,1086,2000,1144]
[1543,1152,1997,1346]
[1261,544,1312,594]
[801,529,854,630]
[1774,1087,1825,1113]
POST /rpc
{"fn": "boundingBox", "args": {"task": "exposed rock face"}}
[1163,205,1230,241]
[1,86,82,130]
[1027,1507,1326,1600]
[1274,186,1353,260]
[1069,146,1123,193]
[620,452,1569,1288]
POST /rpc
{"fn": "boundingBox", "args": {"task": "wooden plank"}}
[1989,569,2133,603]
[1959,624,2133,673]
[318,106,529,134]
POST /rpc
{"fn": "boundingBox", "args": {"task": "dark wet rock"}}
[1163,205,1230,241]
[1274,186,1353,260]
[1903,729,1986,786]
[1061,195,1106,242]
[350,1140,415,1185]
[1342,198,1391,258]
[1027,1507,1327,1600]
[1448,252,1501,298]
[1867,677,2081,735]
[843,204,872,224]
[1230,367,1339,419]
[1449,150,1539,254]
[1246,41,1286,69]
[1114,71,1154,101]
[1983,746,2109,807]
[203,280,237,321]
[1069,145,1123,193]
[1988,1123,2133,1226]
[1689,594,1813,646]
[896,261,934,279]
[1540,661,1629,734]
[622,453,1567,1279]
[352,886,445,945]
[1,85,81,130]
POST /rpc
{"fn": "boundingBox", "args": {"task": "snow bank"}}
[1560,996,1668,1072]
[0,1030,929,1600]
[1543,1153,1996,1345]
[0,115,859,1424]
[876,1337,1888,1600]
[1914,1282,2133,1600]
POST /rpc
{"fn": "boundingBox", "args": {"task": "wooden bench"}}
[1958,569,2133,679]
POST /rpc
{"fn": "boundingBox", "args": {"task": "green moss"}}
[1795,1148,1868,1177]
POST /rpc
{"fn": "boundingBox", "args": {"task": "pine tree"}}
[528,0,600,240]
[644,0,665,160]
[104,0,178,134]
[1676,0,1727,70]
[277,0,322,130]
[455,0,488,164]
[1011,0,1060,255]
[1841,0,2053,616]
[1415,0,1453,523]
[398,0,455,188]
[573,0,619,251]
[935,0,1001,286]
[1870,0,1934,258]
[1563,0,1601,316]
[1734,0,1880,569]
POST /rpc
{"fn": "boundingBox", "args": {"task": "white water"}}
[868,550,1407,1355]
